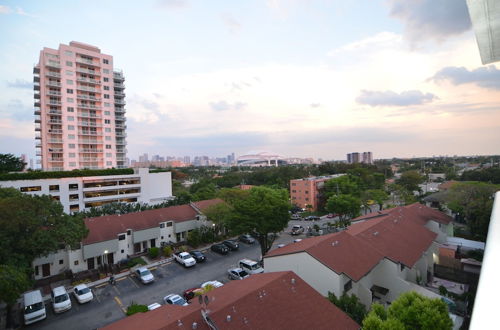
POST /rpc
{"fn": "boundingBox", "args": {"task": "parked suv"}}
[239,234,255,244]
[211,243,229,255]
[291,225,304,235]
[239,259,264,274]
[223,240,239,251]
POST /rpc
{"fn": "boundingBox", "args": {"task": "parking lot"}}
[26,242,261,330]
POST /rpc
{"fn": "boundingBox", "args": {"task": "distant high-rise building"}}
[347,152,360,164]
[183,156,190,164]
[362,152,373,164]
[139,153,148,162]
[34,41,127,171]
[347,151,373,164]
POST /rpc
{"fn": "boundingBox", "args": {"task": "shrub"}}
[127,257,147,268]
[149,247,159,259]
[178,245,188,252]
[126,303,148,316]
[163,246,173,257]
[438,285,448,296]
[187,229,202,248]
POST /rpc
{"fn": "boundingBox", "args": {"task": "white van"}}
[23,290,46,325]
[238,259,264,275]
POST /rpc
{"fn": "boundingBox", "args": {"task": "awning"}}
[371,285,389,296]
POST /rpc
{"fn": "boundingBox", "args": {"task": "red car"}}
[327,213,339,218]
[183,287,203,302]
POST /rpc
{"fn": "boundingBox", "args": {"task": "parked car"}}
[211,243,229,255]
[294,238,303,243]
[163,294,189,306]
[73,284,93,304]
[291,213,302,220]
[147,303,162,311]
[291,225,304,235]
[239,234,255,244]
[227,267,250,280]
[183,287,203,302]
[190,250,206,263]
[135,267,155,284]
[304,216,320,221]
[51,286,72,314]
[201,280,224,289]
[174,252,197,267]
[223,239,239,251]
[23,290,46,325]
[277,243,286,248]
[239,259,264,274]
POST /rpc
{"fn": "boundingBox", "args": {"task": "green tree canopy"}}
[0,265,32,306]
[362,189,389,211]
[0,153,25,173]
[397,170,425,192]
[325,194,361,221]
[226,186,290,256]
[362,292,453,330]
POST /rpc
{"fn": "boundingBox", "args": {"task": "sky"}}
[0,0,499,162]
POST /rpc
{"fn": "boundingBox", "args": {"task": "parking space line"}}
[95,292,101,303]
[114,296,127,314]
[149,266,157,271]
[112,284,121,295]
[128,276,140,288]
[116,276,127,282]
[95,283,107,289]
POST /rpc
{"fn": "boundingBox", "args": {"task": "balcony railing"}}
[79,139,103,144]
[113,83,125,89]
[47,101,62,106]
[115,132,127,137]
[115,108,125,114]
[78,113,101,119]
[113,72,125,81]
[48,119,63,124]
[35,116,41,123]
[78,122,102,127]
[49,159,64,162]
[76,58,97,66]
[115,124,126,129]
[46,61,61,68]
[46,81,62,87]
[76,85,99,93]
[77,77,101,84]
[80,149,103,153]
[48,129,63,134]
[49,110,62,115]
[78,131,99,136]
[114,92,125,98]
[77,104,100,110]
[116,140,127,145]
[47,91,62,96]
[77,94,101,101]
[76,67,100,75]
[45,72,61,78]
[80,158,103,162]
[48,148,64,153]
[114,100,126,105]
[48,139,63,143]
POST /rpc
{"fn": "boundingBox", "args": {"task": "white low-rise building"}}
[33,199,223,279]
[0,168,172,213]
[265,203,453,307]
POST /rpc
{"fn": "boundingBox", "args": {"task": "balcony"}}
[115,132,127,138]
[49,159,64,163]
[113,72,125,81]
[79,157,103,162]
[34,83,40,91]
[114,83,125,89]
[34,101,40,108]
[76,67,100,76]
[114,100,126,105]
[116,139,127,145]
[48,139,63,143]
[45,72,61,78]
[79,139,103,144]
[78,131,99,136]
[47,91,62,96]
[34,109,41,115]
[48,129,63,134]
[49,110,62,115]
[77,77,101,85]
[35,143,42,148]
[76,57,97,66]
[114,92,125,98]
[78,121,102,128]
[76,85,99,93]
[35,134,41,139]
[35,125,41,131]
[80,148,103,153]
[115,108,125,114]
[77,104,100,110]
[47,81,61,87]
[33,67,40,74]
[115,123,126,129]
[48,148,64,153]
[48,119,62,124]
[46,61,61,68]
[115,116,126,122]
[77,94,101,101]
[47,100,62,106]
[35,115,41,123]
[78,112,102,119]
[34,92,40,99]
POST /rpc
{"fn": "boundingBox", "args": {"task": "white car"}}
[163,294,189,306]
[227,268,250,280]
[73,284,93,304]
[147,303,162,311]
[136,267,154,284]
[201,280,224,289]
[51,286,72,314]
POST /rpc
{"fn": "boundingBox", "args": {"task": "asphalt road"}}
[27,242,261,330]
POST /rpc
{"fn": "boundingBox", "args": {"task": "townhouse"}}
[264,203,453,307]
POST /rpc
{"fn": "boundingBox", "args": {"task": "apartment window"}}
[66,79,73,85]
[34,266,39,276]
[292,183,296,186]
[400,264,405,272]
[64,50,73,56]
[305,190,309,194]
[66,61,73,67]
[67,98,74,103]
[68,116,74,121]
[104,111,111,115]
[74,260,79,266]
[68,134,75,139]
[105,136,111,141]
[68,125,75,130]
[127,230,131,235]
[305,198,309,201]
[167,222,173,227]
[70,204,79,212]
[52,195,60,201]
[49,185,59,192]
[105,128,111,133]
[104,103,110,107]
[69,153,76,158]
[69,162,76,167]
[292,190,296,193]
[104,86,110,90]
[67,88,73,94]
[104,94,110,99]
[103,68,110,74]
[344,280,352,293]
[69,183,78,190]
[160,223,165,228]
[118,234,126,241]
[59,259,63,265]
[105,119,111,124]
[103,59,109,64]
[66,70,73,76]
[20,186,41,192]
[106,153,112,157]
[106,145,112,149]
[121,249,124,253]
[67,107,74,112]
[69,194,79,201]
[103,77,109,82]
[69,143,75,148]
[106,161,112,166]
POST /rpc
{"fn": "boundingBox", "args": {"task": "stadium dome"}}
[237,151,287,166]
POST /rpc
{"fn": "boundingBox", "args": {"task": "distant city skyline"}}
[1,1,500,162]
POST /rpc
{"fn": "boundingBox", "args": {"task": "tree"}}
[0,153,25,173]
[362,189,389,211]
[362,292,453,330]
[397,170,425,193]
[445,182,498,241]
[0,265,32,306]
[227,186,290,256]
[203,202,234,236]
[328,292,367,324]
[325,194,361,221]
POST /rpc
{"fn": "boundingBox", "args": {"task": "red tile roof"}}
[265,204,450,280]
[84,204,198,245]
[191,198,225,212]
[102,271,359,330]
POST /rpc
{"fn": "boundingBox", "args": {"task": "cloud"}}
[157,0,189,9]
[209,100,247,111]
[310,103,320,108]
[0,5,11,14]
[388,0,471,44]
[430,66,500,90]
[356,90,437,107]
[0,5,36,17]
[6,79,32,89]
[221,13,241,33]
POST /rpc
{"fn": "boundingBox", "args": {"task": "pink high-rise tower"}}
[34,41,127,170]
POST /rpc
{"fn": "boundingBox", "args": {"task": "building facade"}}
[34,41,127,171]
[290,174,344,211]
[347,151,373,164]
[0,168,172,213]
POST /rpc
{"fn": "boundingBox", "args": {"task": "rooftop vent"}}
[226,315,231,322]
[192,322,198,329]
[177,320,183,327]
[291,278,296,285]
[331,240,340,246]
[373,231,379,236]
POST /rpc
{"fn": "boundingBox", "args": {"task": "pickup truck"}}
[174,252,196,267]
